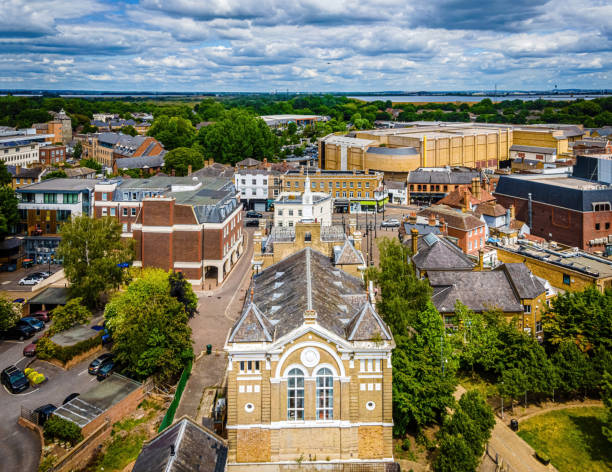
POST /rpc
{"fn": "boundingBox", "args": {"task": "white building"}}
[0,129,54,167]
[234,169,280,211]
[509,145,557,163]
[274,176,333,227]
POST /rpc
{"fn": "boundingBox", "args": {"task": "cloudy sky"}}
[1,0,610,92]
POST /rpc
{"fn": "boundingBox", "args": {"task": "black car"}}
[62,393,79,405]
[33,404,56,426]
[88,353,113,375]
[1,366,29,394]
[96,361,115,381]
[246,211,263,218]
[2,324,35,341]
[245,219,260,227]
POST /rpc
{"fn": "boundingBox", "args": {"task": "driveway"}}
[0,333,111,472]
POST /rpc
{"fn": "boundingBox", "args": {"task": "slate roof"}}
[494,174,612,213]
[229,248,391,342]
[412,234,475,271]
[132,417,227,472]
[501,263,546,299]
[236,158,261,167]
[408,169,481,185]
[334,240,365,265]
[428,270,524,313]
[7,166,45,179]
[418,205,484,231]
[115,154,165,170]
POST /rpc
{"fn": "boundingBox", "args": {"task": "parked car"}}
[30,310,51,323]
[0,263,17,272]
[245,219,260,227]
[33,404,57,425]
[96,361,115,381]
[2,324,35,341]
[381,218,400,228]
[88,353,113,375]
[18,317,45,332]
[30,271,51,279]
[246,211,263,218]
[23,338,39,357]
[12,298,25,304]
[1,366,29,394]
[18,275,43,286]
[62,393,79,405]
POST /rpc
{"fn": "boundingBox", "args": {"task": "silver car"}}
[18,275,43,286]
[381,218,400,228]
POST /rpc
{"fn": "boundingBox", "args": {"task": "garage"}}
[253,202,266,212]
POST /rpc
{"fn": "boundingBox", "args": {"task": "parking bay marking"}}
[78,369,88,376]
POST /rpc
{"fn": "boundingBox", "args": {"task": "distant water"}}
[348,94,610,103]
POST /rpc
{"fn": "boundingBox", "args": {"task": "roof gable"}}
[346,302,392,341]
[413,234,475,271]
[334,240,365,265]
[229,302,273,342]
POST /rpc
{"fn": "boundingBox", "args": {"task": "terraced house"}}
[225,248,395,471]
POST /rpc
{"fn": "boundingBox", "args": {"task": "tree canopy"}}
[104,269,194,383]
[57,216,133,307]
[163,147,205,176]
[0,185,19,241]
[0,295,20,331]
[49,297,91,335]
[148,115,196,150]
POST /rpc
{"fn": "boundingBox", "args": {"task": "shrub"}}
[36,331,102,364]
[43,416,83,446]
[33,373,45,384]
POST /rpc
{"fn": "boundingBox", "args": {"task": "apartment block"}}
[39,145,66,166]
[82,132,164,169]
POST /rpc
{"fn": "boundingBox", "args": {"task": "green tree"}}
[72,141,83,160]
[195,98,226,121]
[120,125,138,136]
[542,287,612,353]
[602,368,612,442]
[42,170,67,180]
[455,391,495,454]
[163,147,204,176]
[287,121,298,135]
[551,341,591,397]
[0,185,19,241]
[0,295,20,331]
[169,272,198,318]
[148,115,196,150]
[104,269,193,383]
[0,161,12,186]
[79,158,102,172]
[49,297,91,334]
[197,109,278,164]
[57,216,133,308]
[433,433,478,472]
[500,368,529,409]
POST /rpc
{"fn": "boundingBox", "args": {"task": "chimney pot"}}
[410,228,419,254]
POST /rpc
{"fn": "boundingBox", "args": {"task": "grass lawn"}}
[517,406,611,472]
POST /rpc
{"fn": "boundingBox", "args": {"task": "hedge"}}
[44,416,83,446]
[158,359,192,432]
[36,331,103,364]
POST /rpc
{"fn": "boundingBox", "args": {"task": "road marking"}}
[2,385,40,396]
[3,340,25,344]
[1,281,10,285]
[90,377,97,382]
[77,369,88,376]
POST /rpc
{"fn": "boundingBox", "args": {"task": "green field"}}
[517,407,611,472]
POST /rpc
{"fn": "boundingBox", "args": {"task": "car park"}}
[381,218,401,228]
[33,404,57,425]
[2,324,35,341]
[62,393,79,405]
[96,361,115,381]
[30,311,51,323]
[30,271,51,279]
[88,353,113,375]
[1,366,29,394]
[18,317,45,332]
[246,211,263,218]
[23,338,39,357]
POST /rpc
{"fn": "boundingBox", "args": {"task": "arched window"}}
[316,367,334,420]
[287,368,304,420]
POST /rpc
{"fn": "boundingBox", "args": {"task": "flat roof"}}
[28,287,68,306]
[50,324,98,347]
[53,374,141,428]
[513,175,609,190]
[17,178,99,192]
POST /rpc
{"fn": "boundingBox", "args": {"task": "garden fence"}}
[158,359,193,432]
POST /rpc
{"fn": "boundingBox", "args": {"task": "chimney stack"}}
[478,249,484,271]
[353,230,362,251]
[510,204,515,220]
[15,166,21,175]
[463,189,470,212]
[410,228,419,255]
[441,218,448,234]
[428,214,436,226]
[409,211,417,224]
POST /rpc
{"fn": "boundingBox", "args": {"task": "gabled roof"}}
[412,234,475,271]
[346,301,392,341]
[236,158,261,167]
[475,202,507,217]
[437,187,496,209]
[499,263,546,300]
[116,155,165,170]
[418,205,484,231]
[334,240,365,265]
[132,417,227,472]
[229,248,389,343]
[7,166,45,179]
[228,302,274,342]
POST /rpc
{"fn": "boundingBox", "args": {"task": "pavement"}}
[0,263,64,293]
[454,386,554,472]
[0,318,112,472]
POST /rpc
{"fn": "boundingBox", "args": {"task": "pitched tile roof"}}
[418,205,484,231]
[500,263,546,299]
[132,417,227,472]
[475,202,507,217]
[437,187,496,209]
[346,301,392,341]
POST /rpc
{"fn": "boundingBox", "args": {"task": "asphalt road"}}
[0,329,111,472]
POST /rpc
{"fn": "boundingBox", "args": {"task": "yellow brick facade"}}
[226,330,394,471]
[281,171,383,201]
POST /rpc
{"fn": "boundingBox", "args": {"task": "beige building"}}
[225,247,395,471]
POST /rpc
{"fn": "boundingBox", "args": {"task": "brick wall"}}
[358,426,384,459]
[237,428,271,462]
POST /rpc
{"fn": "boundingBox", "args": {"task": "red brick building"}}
[418,204,486,255]
[39,145,66,166]
[93,174,243,287]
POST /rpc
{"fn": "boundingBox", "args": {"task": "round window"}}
[244,403,255,413]
[366,401,376,411]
